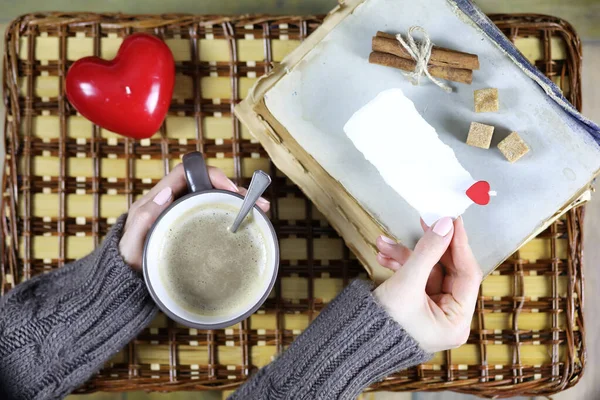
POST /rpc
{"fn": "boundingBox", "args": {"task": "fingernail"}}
[380,235,396,245]
[257,196,270,205]
[226,178,239,192]
[153,187,172,206]
[432,217,453,237]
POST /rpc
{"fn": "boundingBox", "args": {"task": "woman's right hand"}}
[373,217,482,353]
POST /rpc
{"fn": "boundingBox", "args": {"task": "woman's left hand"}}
[119,163,271,271]
[373,217,482,353]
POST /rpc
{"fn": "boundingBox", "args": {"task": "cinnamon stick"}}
[369,51,473,85]
[374,31,480,71]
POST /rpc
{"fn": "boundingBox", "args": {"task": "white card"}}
[344,89,476,226]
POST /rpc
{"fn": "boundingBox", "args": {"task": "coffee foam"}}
[158,203,268,317]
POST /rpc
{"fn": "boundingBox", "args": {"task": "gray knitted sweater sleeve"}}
[0,214,429,400]
[230,279,432,400]
[0,215,158,400]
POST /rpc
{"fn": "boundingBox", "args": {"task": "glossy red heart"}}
[65,33,175,139]
[466,180,491,205]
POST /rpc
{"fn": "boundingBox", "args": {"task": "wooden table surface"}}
[0,1,598,399]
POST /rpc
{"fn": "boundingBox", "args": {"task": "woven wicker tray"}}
[1,13,585,398]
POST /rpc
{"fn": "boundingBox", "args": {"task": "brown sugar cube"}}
[474,88,499,113]
[466,122,494,149]
[498,132,530,163]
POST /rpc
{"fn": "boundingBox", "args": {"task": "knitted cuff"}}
[231,279,432,400]
[0,214,157,400]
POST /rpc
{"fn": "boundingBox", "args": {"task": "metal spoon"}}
[230,170,271,233]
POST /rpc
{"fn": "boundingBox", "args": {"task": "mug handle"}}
[182,152,213,193]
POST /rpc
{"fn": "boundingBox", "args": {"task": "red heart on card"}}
[466,181,491,205]
[65,33,175,140]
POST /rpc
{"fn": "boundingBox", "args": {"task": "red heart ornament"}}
[66,33,175,140]
[466,180,491,205]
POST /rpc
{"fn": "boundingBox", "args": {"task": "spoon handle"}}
[230,170,271,233]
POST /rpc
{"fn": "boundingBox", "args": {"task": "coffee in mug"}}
[158,203,269,317]
[143,152,279,329]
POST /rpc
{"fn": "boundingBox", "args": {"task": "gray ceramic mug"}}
[143,152,279,329]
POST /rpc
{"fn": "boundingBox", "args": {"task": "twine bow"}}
[395,26,453,93]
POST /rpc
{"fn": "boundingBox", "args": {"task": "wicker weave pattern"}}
[0,13,585,398]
